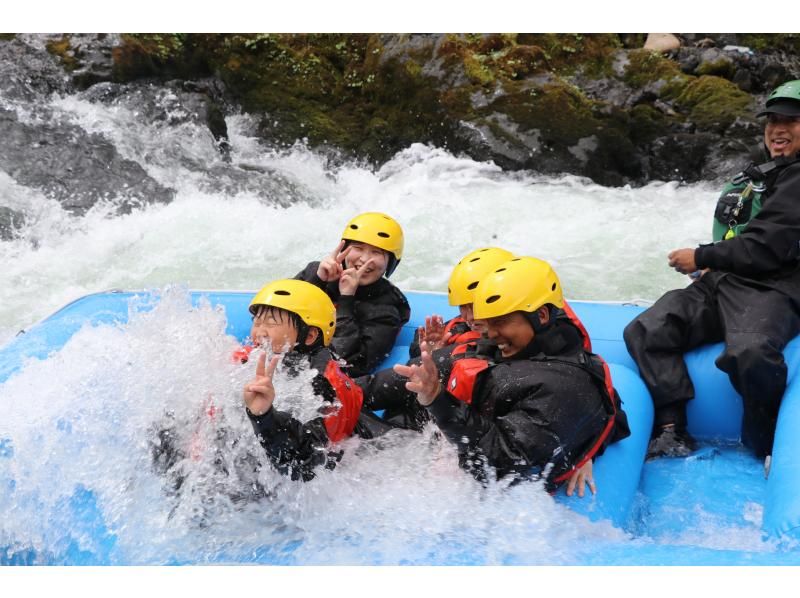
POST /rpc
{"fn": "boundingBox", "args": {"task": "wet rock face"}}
[0,106,175,214]
[3,33,800,191]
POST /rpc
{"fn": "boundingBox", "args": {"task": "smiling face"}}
[250,306,300,354]
[344,241,389,285]
[764,114,800,158]
[479,311,535,358]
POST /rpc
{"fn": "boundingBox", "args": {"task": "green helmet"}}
[758,80,800,117]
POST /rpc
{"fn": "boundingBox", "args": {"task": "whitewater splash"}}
[1,85,719,347]
[0,288,632,564]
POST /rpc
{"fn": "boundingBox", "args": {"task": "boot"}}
[646,424,697,460]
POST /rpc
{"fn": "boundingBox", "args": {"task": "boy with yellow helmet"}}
[243,279,398,481]
[295,212,410,377]
[394,257,629,493]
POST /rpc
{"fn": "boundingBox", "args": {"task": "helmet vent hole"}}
[551,283,557,291]
[511,258,520,262]
[469,257,480,262]
[467,282,479,290]
[349,224,359,230]
[486,295,501,304]
[275,290,291,296]
[377,231,390,238]
[495,267,507,273]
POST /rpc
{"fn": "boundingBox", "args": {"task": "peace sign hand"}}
[393,341,442,406]
[243,352,281,416]
[317,240,353,282]
[339,257,375,296]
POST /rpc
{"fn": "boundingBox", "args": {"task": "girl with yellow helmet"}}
[295,212,410,377]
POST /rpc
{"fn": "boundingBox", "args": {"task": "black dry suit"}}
[423,318,630,490]
[247,346,401,482]
[295,261,411,377]
[624,157,800,457]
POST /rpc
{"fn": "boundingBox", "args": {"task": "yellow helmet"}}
[249,279,336,346]
[341,212,404,277]
[447,247,515,306]
[472,256,565,320]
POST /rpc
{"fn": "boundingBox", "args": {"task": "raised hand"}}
[243,352,281,416]
[393,341,442,406]
[317,240,353,282]
[339,257,375,296]
[418,315,451,351]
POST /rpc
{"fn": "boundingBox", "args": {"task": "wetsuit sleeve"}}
[426,378,565,482]
[331,295,405,377]
[695,165,800,276]
[246,373,341,482]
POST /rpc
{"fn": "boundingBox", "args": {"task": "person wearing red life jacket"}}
[393,257,630,494]
[294,212,410,377]
[243,279,400,482]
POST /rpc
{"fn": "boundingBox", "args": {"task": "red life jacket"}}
[322,360,364,443]
[232,344,255,364]
[443,317,481,346]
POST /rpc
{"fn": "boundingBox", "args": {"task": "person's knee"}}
[719,333,786,396]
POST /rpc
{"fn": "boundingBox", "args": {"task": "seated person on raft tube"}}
[243,279,412,482]
[393,256,630,493]
[295,212,410,377]
[624,79,800,462]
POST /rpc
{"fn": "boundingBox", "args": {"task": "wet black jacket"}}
[295,261,411,376]
[695,160,800,303]
[424,320,628,489]
[247,346,400,482]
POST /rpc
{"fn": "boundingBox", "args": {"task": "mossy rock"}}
[624,49,687,90]
[45,35,79,71]
[628,103,671,145]
[695,57,735,80]
[489,81,600,144]
[0,34,17,42]
[740,34,800,53]
[676,75,753,133]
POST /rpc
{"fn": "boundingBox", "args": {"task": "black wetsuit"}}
[247,346,400,482]
[295,261,411,377]
[624,159,800,457]
[423,320,629,489]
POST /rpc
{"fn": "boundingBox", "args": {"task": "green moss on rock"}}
[624,49,687,89]
[45,35,79,71]
[676,75,752,133]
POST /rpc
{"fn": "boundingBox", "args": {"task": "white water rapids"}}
[3,83,794,565]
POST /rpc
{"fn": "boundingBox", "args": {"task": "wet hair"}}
[251,305,324,353]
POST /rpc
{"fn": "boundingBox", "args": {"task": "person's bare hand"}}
[667,248,698,275]
[339,257,375,296]
[393,341,441,406]
[317,240,352,282]
[418,315,451,351]
[565,460,596,498]
[243,352,280,416]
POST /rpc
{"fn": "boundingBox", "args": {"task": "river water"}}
[3,73,796,566]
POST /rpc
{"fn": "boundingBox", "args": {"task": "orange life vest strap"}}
[322,360,364,443]
[446,358,489,405]
[562,300,592,352]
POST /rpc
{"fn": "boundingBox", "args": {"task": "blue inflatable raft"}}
[1,289,800,562]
